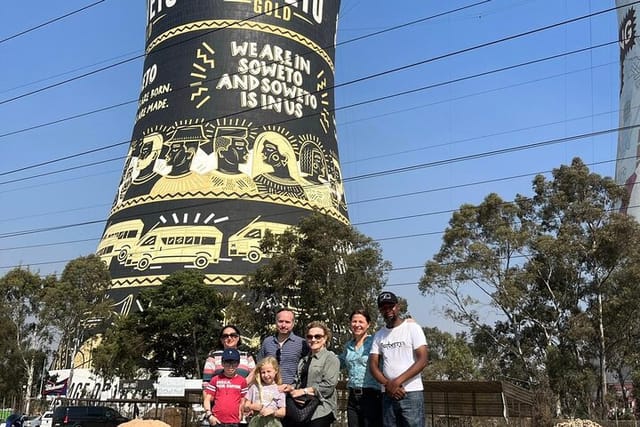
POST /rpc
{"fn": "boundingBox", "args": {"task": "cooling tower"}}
[617,0,640,217]
[97,0,346,307]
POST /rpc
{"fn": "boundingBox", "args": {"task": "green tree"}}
[528,158,640,415]
[419,190,538,382]
[42,255,113,370]
[422,327,478,380]
[93,270,227,378]
[228,212,391,346]
[0,268,54,412]
[91,314,146,380]
[419,158,640,417]
[0,311,22,404]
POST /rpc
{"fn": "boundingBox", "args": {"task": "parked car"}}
[40,412,53,427]
[52,406,128,427]
[22,416,40,427]
[4,414,23,427]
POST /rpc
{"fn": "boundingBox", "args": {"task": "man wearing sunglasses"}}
[369,291,428,427]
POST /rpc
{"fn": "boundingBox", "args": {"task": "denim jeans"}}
[382,391,425,427]
[347,388,382,427]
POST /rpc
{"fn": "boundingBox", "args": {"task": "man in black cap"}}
[369,291,428,427]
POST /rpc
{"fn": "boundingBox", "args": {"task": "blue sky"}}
[0,0,621,332]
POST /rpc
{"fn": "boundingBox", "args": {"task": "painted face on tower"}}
[262,141,284,167]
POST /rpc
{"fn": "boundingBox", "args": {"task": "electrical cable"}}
[0,0,106,44]
[0,4,632,284]
[1,57,621,197]
[0,35,622,181]
[0,0,624,117]
[0,155,619,257]
[0,0,488,108]
[0,134,640,239]
[0,1,489,142]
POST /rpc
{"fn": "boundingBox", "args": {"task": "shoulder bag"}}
[284,394,320,424]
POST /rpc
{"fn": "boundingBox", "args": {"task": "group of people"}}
[201,291,428,427]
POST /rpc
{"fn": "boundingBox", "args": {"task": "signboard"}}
[157,376,186,397]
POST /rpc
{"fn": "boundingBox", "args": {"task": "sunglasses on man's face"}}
[221,333,239,339]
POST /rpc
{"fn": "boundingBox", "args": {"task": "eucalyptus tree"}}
[42,254,113,371]
[420,158,640,416]
[93,269,228,379]
[422,327,479,380]
[0,267,54,412]
[228,212,391,347]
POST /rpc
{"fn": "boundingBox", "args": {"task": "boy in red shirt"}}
[204,348,248,426]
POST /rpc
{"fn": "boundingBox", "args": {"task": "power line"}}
[0,101,136,142]
[0,118,640,239]
[0,112,626,194]
[0,0,487,112]
[0,154,622,253]
[0,3,632,282]
[0,203,111,223]
[0,1,490,145]
[0,156,124,185]
[1,197,632,281]
[0,0,106,44]
[0,0,624,128]
[2,52,619,180]
[342,61,618,165]
[0,254,426,281]
[0,49,139,96]
[0,141,572,222]
[0,55,604,177]
[0,35,621,181]
[0,167,551,244]
[0,1,299,106]
[1,156,633,274]
[0,238,100,251]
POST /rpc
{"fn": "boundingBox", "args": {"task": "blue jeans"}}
[382,391,425,427]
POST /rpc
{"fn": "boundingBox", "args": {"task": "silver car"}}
[39,412,53,427]
[22,416,40,427]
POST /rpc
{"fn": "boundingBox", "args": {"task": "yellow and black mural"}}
[98,0,347,304]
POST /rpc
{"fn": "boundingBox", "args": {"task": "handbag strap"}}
[298,355,312,387]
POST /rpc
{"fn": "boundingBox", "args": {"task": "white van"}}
[227,216,290,263]
[125,225,223,270]
[96,219,145,265]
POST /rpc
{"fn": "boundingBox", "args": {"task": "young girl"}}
[244,356,286,427]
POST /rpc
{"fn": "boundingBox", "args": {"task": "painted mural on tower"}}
[97,0,346,310]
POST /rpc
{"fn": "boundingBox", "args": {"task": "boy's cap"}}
[222,348,240,361]
[377,291,398,307]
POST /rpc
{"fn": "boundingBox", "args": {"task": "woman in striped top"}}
[203,325,256,388]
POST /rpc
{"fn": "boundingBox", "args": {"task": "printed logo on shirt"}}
[213,379,242,391]
[380,341,407,349]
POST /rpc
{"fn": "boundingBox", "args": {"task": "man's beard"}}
[384,313,397,327]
